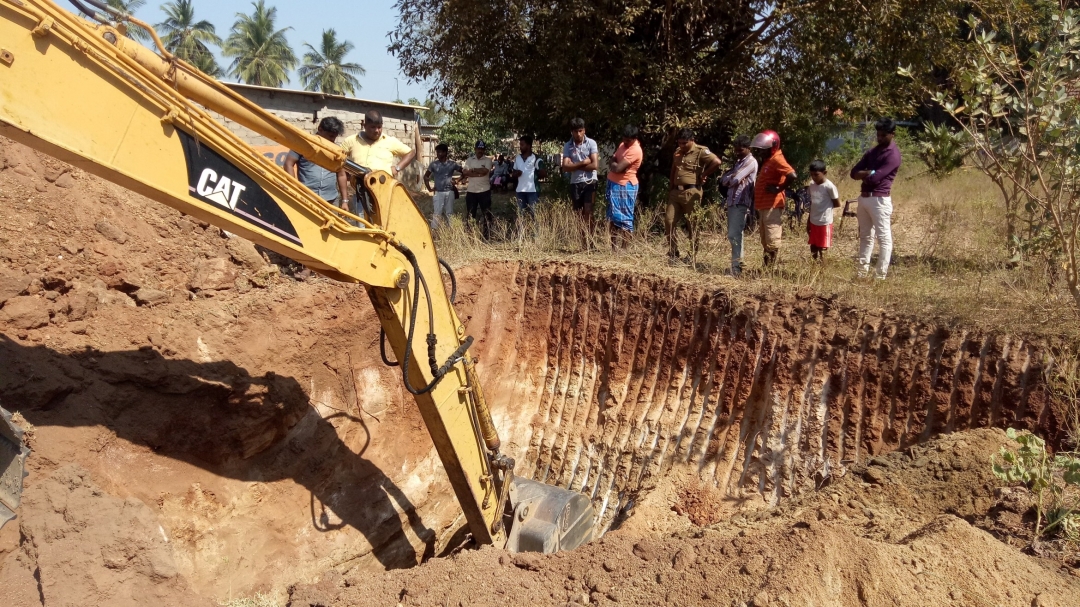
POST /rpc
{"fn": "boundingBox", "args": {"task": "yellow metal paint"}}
[0,0,507,546]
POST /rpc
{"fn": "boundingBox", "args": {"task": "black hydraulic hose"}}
[380,258,456,368]
[81,0,125,17]
[393,243,472,396]
[439,258,457,304]
[67,0,108,22]
[379,329,398,367]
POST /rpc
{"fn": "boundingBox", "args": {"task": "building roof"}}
[222,82,430,111]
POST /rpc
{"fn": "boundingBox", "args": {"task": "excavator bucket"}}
[0,405,29,530]
[504,477,596,553]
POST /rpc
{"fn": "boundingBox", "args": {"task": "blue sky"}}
[99,0,430,103]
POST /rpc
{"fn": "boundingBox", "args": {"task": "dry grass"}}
[1045,349,1080,450]
[413,169,1080,343]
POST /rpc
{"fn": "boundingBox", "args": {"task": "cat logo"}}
[195,168,247,210]
[179,130,302,246]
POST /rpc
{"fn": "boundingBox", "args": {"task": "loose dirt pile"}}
[0,136,1076,606]
[290,429,1080,607]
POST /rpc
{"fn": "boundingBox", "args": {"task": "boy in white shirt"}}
[807,159,840,261]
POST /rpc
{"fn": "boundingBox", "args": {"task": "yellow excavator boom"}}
[0,0,594,552]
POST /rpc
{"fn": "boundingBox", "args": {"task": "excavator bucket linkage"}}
[0,405,29,530]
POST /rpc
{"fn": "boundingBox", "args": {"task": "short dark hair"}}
[733,135,752,148]
[570,117,585,130]
[808,159,827,173]
[677,128,695,141]
[875,117,896,134]
[364,110,384,126]
[622,125,639,140]
[318,116,345,136]
[435,143,449,153]
[520,135,534,146]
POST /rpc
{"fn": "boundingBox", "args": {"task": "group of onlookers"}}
[285,110,902,280]
[284,109,418,220]
[666,118,901,279]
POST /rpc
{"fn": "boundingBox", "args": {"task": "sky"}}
[92,0,431,104]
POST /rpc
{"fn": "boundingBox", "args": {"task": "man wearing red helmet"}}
[751,130,797,267]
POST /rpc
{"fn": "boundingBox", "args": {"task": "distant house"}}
[209,83,438,191]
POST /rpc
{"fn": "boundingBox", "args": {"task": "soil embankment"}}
[0,137,1075,606]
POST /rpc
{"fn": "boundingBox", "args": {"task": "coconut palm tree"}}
[105,0,150,41]
[298,29,365,96]
[155,0,222,77]
[222,0,296,87]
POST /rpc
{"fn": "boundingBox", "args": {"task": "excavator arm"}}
[0,0,594,553]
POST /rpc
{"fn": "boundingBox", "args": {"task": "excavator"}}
[0,0,595,554]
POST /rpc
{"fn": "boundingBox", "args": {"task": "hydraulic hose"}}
[439,257,458,304]
[392,243,472,396]
[380,256,456,368]
[67,0,108,23]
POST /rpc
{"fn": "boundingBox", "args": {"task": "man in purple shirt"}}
[720,135,757,277]
[850,118,902,279]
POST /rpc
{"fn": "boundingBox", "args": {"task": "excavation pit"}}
[0,261,1064,604]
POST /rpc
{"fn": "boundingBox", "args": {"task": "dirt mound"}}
[289,429,1080,607]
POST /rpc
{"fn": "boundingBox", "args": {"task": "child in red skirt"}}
[807,159,840,260]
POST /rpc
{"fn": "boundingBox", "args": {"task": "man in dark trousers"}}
[850,118,903,279]
[665,129,721,263]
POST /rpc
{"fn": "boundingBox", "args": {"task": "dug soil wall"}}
[0,137,1074,606]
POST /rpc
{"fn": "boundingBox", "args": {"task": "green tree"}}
[223,0,296,87]
[408,96,447,126]
[909,1,1080,310]
[390,0,964,149]
[156,0,223,77]
[437,103,510,158]
[298,29,365,96]
[105,0,150,41]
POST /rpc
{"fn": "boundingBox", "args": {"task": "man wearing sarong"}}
[606,125,643,249]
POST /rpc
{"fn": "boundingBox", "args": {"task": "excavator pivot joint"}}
[32,17,53,37]
[393,269,410,290]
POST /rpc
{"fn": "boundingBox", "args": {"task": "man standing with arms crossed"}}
[666,129,721,264]
[462,140,494,238]
[424,143,462,229]
[719,135,758,277]
[606,125,643,250]
[850,118,902,279]
[561,118,599,241]
[338,110,416,218]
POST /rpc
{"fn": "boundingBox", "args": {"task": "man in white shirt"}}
[512,135,546,220]
[462,140,494,238]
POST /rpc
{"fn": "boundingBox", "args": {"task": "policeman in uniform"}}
[666,129,722,262]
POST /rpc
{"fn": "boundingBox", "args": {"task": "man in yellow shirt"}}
[337,110,416,218]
